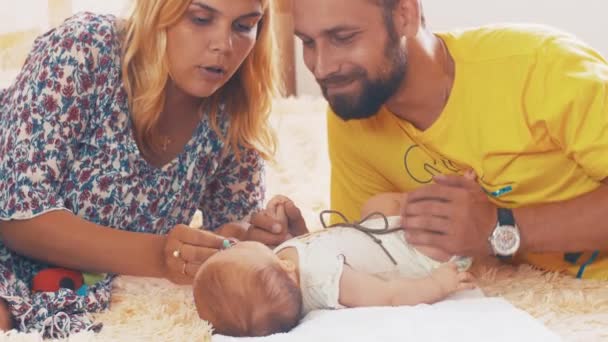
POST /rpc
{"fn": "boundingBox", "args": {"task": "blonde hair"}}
[122,0,278,159]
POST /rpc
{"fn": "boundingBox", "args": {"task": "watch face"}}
[492,225,520,256]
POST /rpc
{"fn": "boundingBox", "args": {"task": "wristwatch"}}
[488,208,521,257]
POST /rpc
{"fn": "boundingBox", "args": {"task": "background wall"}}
[295,0,608,96]
[0,0,128,88]
[1,0,607,94]
[0,0,294,93]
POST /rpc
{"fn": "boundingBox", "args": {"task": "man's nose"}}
[311,44,339,80]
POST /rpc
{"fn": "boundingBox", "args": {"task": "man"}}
[291,0,608,279]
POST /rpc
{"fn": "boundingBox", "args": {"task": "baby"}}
[194,194,475,337]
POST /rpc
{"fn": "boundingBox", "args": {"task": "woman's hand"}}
[162,224,225,285]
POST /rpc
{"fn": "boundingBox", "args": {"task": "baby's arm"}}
[338,263,475,308]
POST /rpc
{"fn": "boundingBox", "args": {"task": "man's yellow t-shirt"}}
[327,24,608,279]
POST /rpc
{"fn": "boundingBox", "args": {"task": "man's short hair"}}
[369,0,426,27]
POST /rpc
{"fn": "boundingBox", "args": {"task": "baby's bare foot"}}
[430,263,476,297]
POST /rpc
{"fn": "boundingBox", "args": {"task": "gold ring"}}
[182,261,187,275]
[172,244,182,258]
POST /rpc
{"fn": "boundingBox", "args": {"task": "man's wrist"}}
[510,207,531,253]
[482,205,499,256]
[488,207,521,257]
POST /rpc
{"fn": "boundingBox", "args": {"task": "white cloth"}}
[273,216,472,315]
[213,293,562,342]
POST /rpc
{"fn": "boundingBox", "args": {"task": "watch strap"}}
[497,208,515,226]
[494,208,517,260]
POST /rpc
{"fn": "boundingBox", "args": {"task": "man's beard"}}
[322,40,407,121]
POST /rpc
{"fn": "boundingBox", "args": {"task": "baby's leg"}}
[361,193,451,262]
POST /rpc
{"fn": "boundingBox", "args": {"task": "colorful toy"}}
[31,267,107,296]
[31,268,99,296]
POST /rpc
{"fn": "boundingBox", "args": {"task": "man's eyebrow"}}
[295,25,360,40]
[324,25,360,35]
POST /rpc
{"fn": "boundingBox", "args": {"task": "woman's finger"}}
[175,224,225,249]
[179,244,218,264]
[165,256,202,281]
[184,262,202,278]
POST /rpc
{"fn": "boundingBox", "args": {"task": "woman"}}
[0,0,287,337]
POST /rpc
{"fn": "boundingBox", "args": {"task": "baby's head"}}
[194,241,302,337]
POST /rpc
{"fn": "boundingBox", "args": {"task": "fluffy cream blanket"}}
[3,97,607,341]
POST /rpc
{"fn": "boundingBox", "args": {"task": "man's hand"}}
[246,195,309,247]
[283,200,309,237]
[247,207,291,247]
[401,171,497,256]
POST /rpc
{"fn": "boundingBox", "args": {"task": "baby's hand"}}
[266,195,293,212]
[265,196,291,236]
[265,195,308,237]
[430,262,476,296]
[244,195,293,247]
